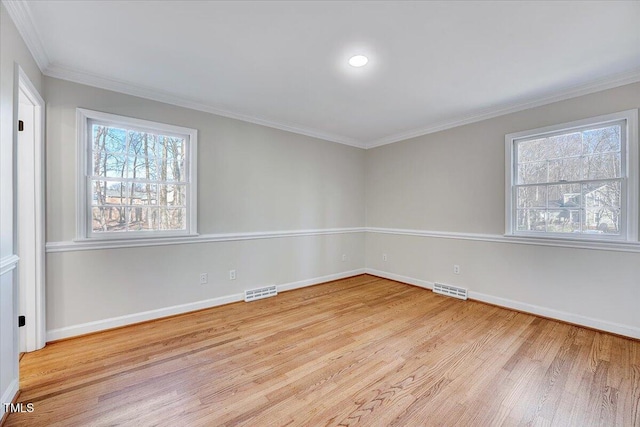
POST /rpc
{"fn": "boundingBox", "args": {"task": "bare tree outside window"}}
[90,124,188,234]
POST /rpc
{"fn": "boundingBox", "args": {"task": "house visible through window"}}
[505,110,638,241]
[77,109,198,239]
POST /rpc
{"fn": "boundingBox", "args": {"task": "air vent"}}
[433,283,467,300]
[244,285,277,302]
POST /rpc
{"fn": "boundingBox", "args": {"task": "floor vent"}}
[244,285,277,302]
[433,283,468,300]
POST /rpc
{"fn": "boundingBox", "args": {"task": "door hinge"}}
[18,120,24,132]
[18,316,25,327]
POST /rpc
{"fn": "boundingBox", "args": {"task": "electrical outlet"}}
[383,253,388,262]
[199,273,208,284]
[342,254,347,262]
[453,265,460,275]
[229,269,236,280]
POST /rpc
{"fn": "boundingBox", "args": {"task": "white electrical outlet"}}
[453,265,460,275]
[199,273,208,284]
[342,254,347,262]
[383,253,388,262]
[229,269,236,280]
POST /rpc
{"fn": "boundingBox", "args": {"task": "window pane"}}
[93,125,127,154]
[517,186,546,208]
[92,181,128,205]
[517,162,547,185]
[517,138,549,163]
[128,155,157,180]
[159,184,186,207]
[547,184,581,208]
[128,131,157,158]
[583,152,621,180]
[128,207,158,231]
[159,159,184,182]
[585,208,620,234]
[131,183,157,205]
[104,154,127,178]
[548,132,582,158]
[516,209,546,232]
[92,207,126,233]
[157,208,186,230]
[584,181,620,209]
[547,157,582,183]
[547,209,580,233]
[583,125,620,154]
[517,132,582,164]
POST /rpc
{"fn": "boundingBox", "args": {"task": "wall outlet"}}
[229,269,236,280]
[342,254,347,262]
[453,265,460,275]
[383,253,388,262]
[199,273,208,284]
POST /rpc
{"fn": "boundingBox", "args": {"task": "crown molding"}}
[44,64,367,149]
[5,0,639,150]
[2,0,49,72]
[367,67,640,148]
[41,62,640,150]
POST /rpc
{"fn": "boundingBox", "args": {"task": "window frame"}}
[505,109,638,242]
[76,108,198,240]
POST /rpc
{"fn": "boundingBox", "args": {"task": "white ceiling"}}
[5,0,640,148]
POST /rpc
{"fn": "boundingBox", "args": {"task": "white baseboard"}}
[365,268,640,340]
[365,268,433,290]
[1,379,19,415]
[278,268,366,292]
[46,293,244,342]
[468,290,640,340]
[46,269,366,342]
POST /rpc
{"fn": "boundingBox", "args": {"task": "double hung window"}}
[505,110,638,242]
[77,109,198,239]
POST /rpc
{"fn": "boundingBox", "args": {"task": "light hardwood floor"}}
[5,274,640,426]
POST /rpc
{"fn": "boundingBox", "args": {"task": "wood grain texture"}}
[5,275,640,426]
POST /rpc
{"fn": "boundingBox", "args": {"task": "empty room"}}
[1,1,639,425]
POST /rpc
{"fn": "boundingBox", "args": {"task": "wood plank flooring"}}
[5,274,640,426]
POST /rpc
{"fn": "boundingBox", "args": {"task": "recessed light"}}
[348,55,368,67]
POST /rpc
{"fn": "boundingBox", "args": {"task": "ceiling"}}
[5,1,640,148]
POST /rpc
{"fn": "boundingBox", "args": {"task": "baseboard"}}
[365,268,433,290]
[278,268,366,292]
[46,269,366,342]
[0,379,19,423]
[468,290,640,340]
[365,268,640,340]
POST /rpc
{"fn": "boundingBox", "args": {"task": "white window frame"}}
[76,108,198,240]
[505,109,638,242]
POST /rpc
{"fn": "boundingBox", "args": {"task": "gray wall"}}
[44,77,366,337]
[0,2,43,416]
[366,82,640,337]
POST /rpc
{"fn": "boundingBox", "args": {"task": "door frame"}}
[16,65,46,351]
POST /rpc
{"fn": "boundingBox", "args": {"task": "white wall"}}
[365,82,640,338]
[0,2,43,416]
[44,77,366,339]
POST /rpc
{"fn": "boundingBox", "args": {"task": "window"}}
[505,110,638,241]
[77,109,198,239]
